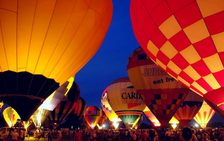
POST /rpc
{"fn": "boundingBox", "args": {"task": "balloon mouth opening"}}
[0,71,59,120]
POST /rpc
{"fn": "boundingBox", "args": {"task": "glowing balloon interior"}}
[3,107,21,127]
[169,117,179,129]
[194,101,215,128]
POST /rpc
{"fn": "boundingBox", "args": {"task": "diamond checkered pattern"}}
[131,0,224,109]
[146,92,185,125]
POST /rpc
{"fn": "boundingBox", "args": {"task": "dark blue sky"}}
[76,0,138,107]
[75,0,223,123]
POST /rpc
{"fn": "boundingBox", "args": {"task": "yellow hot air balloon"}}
[3,107,20,127]
[101,89,121,128]
[30,108,50,128]
[169,117,179,130]
[0,0,113,120]
[106,78,145,129]
[194,101,215,128]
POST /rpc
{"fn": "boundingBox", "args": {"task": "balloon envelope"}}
[31,108,49,128]
[72,97,86,118]
[194,101,215,128]
[169,117,179,125]
[84,106,102,129]
[0,0,113,120]
[58,97,86,129]
[39,77,76,111]
[46,82,80,127]
[175,91,203,127]
[101,89,121,123]
[128,48,189,126]
[47,100,76,127]
[130,0,224,112]
[106,78,145,128]
[97,110,108,129]
[169,117,179,129]
[3,107,20,127]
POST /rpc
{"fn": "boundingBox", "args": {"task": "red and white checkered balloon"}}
[130,0,224,111]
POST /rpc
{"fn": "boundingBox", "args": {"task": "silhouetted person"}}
[180,127,198,141]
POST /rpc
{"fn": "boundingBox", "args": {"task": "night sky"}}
[76,0,138,107]
[75,0,223,123]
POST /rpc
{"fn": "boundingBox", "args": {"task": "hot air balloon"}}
[128,48,189,126]
[175,91,203,127]
[130,0,224,113]
[143,106,161,127]
[101,89,122,128]
[0,102,9,127]
[169,117,179,130]
[72,97,86,119]
[47,100,76,128]
[84,106,102,129]
[39,77,77,111]
[106,78,145,128]
[0,0,113,120]
[31,80,80,128]
[30,108,49,128]
[194,101,215,128]
[45,81,80,128]
[97,111,108,129]
[3,107,21,127]
[57,97,86,129]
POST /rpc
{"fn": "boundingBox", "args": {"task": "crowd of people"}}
[0,127,224,141]
[76,127,224,141]
[0,128,26,141]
